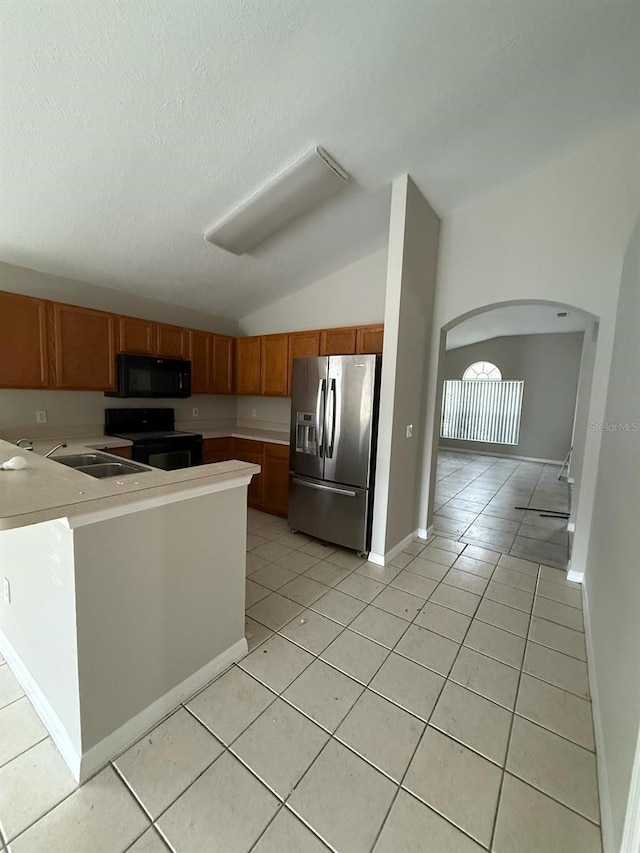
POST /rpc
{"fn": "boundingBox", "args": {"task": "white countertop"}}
[0,438,260,532]
[198,427,290,445]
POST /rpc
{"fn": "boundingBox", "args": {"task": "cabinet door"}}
[231,439,263,508]
[156,323,188,359]
[51,303,116,390]
[98,445,132,460]
[320,327,357,356]
[288,330,320,393]
[356,324,384,354]
[0,291,49,388]
[212,335,235,394]
[203,437,232,464]
[118,316,156,355]
[261,334,289,397]
[235,337,261,395]
[262,443,290,516]
[189,330,214,394]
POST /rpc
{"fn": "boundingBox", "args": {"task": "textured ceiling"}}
[447,305,588,350]
[1,0,639,318]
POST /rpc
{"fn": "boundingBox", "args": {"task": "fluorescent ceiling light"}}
[204,147,349,255]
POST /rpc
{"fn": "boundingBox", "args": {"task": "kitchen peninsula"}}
[0,439,259,783]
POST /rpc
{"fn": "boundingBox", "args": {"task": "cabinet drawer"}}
[232,438,264,457]
[203,437,232,464]
[264,442,289,460]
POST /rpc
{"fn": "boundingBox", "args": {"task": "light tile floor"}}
[434,450,571,568]
[0,453,600,852]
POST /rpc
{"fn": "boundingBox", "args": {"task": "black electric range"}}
[104,408,202,470]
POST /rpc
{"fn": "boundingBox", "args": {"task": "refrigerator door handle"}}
[291,478,357,498]
[317,379,326,458]
[325,378,337,458]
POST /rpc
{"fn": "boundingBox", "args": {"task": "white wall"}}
[371,175,439,560]
[441,332,584,461]
[568,319,599,530]
[0,389,236,437]
[239,248,387,336]
[584,216,640,853]
[420,123,640,579]
[0,262,239,335]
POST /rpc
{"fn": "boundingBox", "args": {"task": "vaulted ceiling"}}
[2,0,638,318]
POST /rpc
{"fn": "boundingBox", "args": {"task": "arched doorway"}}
[422,299,599,577]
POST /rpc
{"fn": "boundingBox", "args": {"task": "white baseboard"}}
[0,630,247,784]
[417,525,433,540]
[0,628,82,780]
[582,581,615,853]
[441,446,564,465]
[621,729,640,853]
[566,558,584,583]
[79,637,247,782]
[367,529,421,567]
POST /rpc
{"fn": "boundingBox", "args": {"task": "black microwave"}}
[106,353,191,398]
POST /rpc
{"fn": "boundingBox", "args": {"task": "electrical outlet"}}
[36,410,47,424]
[405,424,413,438]
[192,407,199,418]
[251,408,257,419]
[3,577,10,604]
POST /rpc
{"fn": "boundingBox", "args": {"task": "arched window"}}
[462,361,502,380]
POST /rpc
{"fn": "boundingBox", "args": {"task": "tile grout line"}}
[486,458,547,852]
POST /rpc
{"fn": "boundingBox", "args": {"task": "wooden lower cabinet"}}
[98,445,132,459]
[202,437,233,464]
[231,439,264,509]
[202,437,289,516]
[261,443,289,516]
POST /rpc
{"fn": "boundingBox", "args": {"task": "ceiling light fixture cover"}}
[204,147,349,255]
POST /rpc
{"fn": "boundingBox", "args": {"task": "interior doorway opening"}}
[424,300,599,573]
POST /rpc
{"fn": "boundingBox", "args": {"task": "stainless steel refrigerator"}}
[288,354,381,555]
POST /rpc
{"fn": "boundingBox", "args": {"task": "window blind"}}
[441,380,524,445]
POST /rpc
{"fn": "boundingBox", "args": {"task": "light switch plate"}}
[406,424,413,438]
[3,577,10,604]
[36,410,47,424]
[192,407,199,418]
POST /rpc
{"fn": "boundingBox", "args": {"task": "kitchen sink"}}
[53,453,109,467]
[54,452,151,479]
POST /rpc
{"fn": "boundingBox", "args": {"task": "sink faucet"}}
[15,438,34,451]
[43,442,68,458]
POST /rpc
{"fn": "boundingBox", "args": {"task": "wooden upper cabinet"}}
[356,324,384,355]
[260,334,289,397]
[212,335,235,395]
[189,330,214,394]
[288,330,320,393]
[320,326,357,356]
[51,303,116,390]
[156,323,188,359]
[235,336,261,395]
[0,291,49,388]
[118,316,156,355]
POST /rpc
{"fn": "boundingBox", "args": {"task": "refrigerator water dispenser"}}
[295,412,318,455]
